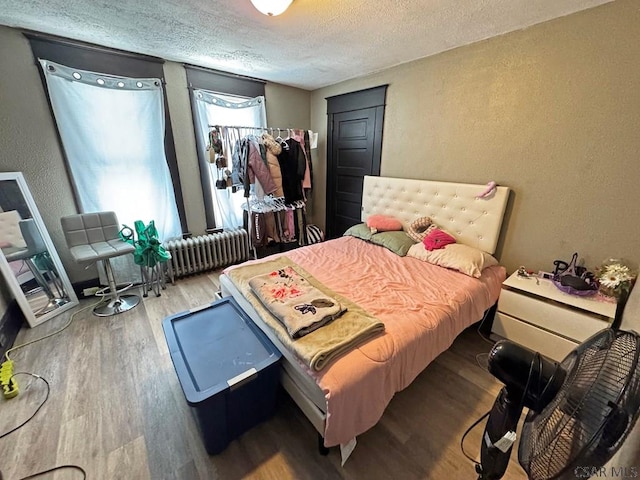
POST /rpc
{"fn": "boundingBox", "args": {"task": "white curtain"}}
[39,59,182,242]
[193,90,266,229]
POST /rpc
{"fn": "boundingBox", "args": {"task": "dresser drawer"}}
[498,289,610,343]
[491,312,578,361]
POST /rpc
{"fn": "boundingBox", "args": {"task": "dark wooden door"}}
[326,86,387,239]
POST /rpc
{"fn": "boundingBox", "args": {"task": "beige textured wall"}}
[163,62,208,236]
[0,27,80,280]
[0,26,310,290]
[265,83,311,130]
[310,0,640,275]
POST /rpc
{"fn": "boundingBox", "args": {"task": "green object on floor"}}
[1,359,19,399]
[120,220,171,267]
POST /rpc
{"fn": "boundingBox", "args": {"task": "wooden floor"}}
[0,272,527,480]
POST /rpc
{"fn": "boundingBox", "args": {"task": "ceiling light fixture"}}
[250,0,293,16]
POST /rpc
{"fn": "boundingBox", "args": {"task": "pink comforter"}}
[225,236,506,446]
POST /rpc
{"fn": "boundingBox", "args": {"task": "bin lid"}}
[163,297,281,404]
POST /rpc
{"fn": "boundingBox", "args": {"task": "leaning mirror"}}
[0,172,78,327]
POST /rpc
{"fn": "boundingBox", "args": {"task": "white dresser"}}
[491,272,616,361]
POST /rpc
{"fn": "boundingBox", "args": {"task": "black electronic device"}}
[475,329,640,480]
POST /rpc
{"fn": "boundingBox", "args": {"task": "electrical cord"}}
[2,298,107,399]
[477,326,495,345]
[4,297,106,364]
[0,375,86,479]
[517,353,539,417]
[461,352,544,468]
[476,307,496,346]
[535,358,562,413]
[18,465,86,479]
[0,302,99,479]
[475,352,490,370]
[460,410,491,465]
[0,372,49,440]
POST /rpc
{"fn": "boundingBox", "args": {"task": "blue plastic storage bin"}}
[163,297,282,454]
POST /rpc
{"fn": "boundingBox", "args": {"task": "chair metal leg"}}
[141,266,150,298]
[41,253,67,299]
[141,264,166,298]
[24,258,55,299]
[166,261,175,284]
[152,264,165,296]
[24,258,68,316]
[93,258,140,317]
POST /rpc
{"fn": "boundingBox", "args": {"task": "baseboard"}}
[0,300,25,359]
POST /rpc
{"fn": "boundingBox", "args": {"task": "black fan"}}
[475,328,640,480]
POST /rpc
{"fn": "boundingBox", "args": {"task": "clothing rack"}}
[208,124,312,258]
[242,196,306,213]
[208,124,307,133]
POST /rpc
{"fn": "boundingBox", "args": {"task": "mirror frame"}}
[0,172,78,327]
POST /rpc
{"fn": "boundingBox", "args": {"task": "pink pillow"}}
[423,228,456,251]
[366,214,403,233]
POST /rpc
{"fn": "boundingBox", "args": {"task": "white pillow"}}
[407,242,498,278]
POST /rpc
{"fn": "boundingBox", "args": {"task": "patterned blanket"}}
[226,257,385,371]
[249,266,347,338]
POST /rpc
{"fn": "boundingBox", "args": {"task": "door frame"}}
[326,85,387,238]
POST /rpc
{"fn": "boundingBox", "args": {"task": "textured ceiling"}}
[0,0,613,90]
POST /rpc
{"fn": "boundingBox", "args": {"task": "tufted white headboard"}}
[361,176,510,254]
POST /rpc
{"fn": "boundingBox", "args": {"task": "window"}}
[192,91,266,229]
[39,59,182,241]
[27,33,188,239]
[185,65,266,231]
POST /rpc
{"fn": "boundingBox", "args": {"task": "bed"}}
[220,175,510,456]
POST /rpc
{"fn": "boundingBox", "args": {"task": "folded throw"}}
[225,257,385,371]
[249,266,346,338]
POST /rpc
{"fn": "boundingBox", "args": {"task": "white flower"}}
[606,264,630,276]
[600,275,622,289]
[599,263,634,288]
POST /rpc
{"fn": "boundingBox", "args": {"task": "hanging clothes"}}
[231,136,277,197]
[303,130,314,191]
[213,125,312,257]
[250,211,267,247]
[231,137,248,190]
[277,138,306,204]
[261,133,284,197]
[285,209,295,242]
[263,212,280,243]
[291,129,313,191]
[296,207,308,246]
[246,207,307,250]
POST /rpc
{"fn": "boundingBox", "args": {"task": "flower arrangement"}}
[596,259,637,299]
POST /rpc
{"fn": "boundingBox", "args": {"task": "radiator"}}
[164,228,250,279]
